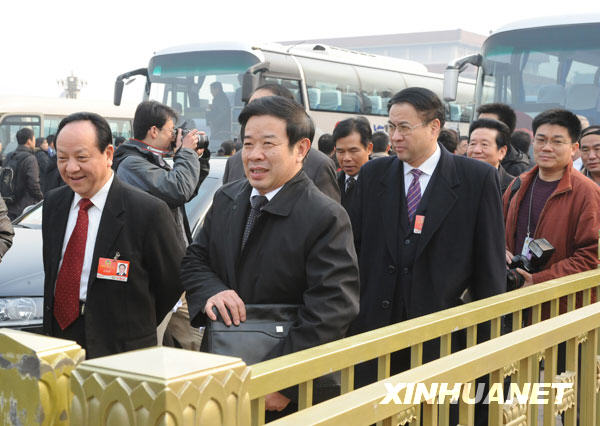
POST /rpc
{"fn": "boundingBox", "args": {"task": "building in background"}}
[283,29,485,78]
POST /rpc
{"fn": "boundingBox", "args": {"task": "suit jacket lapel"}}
[88,177,125,290]
[46,188,74,288]
[225,181,252,291]
[379,158,405,260]
[414,149,459,260]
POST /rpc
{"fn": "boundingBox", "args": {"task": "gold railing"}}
[267,301,600,426]
[1,269,599,425]
[248,269,600,425]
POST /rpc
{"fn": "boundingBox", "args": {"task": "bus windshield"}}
[148,50,260,151]
[480,23,600,128]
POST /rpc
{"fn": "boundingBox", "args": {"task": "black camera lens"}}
[197,134,209,150]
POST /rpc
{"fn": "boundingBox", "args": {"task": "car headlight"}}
[0,297,44,328]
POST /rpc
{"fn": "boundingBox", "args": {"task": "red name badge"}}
[97,258,130,282]
[413,215,425,234]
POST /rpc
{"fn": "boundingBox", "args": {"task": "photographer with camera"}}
[504,109,600,297]
[113,100,209,350]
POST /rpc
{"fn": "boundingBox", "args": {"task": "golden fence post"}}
[70,347,250,426]
[410,343,423,426]
[0,328,84,426]
[543,344,557,425]
[563,337,578,426]
[250,397,265,426]
[439,333,451,426]
[580,328,598,425]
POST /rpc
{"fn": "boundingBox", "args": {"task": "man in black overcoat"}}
[181,96,359,414]
[348,88,506,388]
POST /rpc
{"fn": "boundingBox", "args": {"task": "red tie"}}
[54,198,94,330]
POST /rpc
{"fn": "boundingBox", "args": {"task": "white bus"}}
[114,42,475,151]
[444,15,600,130]
[0,96,135,155]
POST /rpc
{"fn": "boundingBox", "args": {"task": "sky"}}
[2,0,599,104]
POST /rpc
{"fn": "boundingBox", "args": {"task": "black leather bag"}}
[204,304,300,365]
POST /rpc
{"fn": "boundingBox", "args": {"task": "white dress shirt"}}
[403,145,441,196]
[345,173,359,191]
[250,185,283,202]
[57,172,114,301]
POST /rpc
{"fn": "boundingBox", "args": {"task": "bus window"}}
[298,57,361,113]
[356,67,407,116]
[0,114,41,154]
[260,77,302,104]
[44,115,62,136]
[107,118,132,139]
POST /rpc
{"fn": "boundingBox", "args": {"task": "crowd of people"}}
[0,83,599,421]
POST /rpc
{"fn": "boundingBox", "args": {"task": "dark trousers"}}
[51,314,86,351]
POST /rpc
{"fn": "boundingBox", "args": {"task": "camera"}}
[174,120,210,150]
[507,238,555,290]
[181,128,209,150]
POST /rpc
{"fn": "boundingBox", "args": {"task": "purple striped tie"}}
[406,169,423,222]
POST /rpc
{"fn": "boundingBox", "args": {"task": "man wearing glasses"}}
[504,109,600,289]
[348,87,506,388]
[113,100,209,350]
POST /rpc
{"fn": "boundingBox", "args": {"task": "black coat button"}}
[381,300,391,309]
[404,238,411,245]
[402,267,409,274]
[387,265,396,274]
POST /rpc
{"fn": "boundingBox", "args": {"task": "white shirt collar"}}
[70,171,114,212]
[250,185,283,202]
[345,173,358,182]
[403,144,441,177]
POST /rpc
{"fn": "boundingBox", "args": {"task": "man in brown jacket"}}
[504,109,600,292]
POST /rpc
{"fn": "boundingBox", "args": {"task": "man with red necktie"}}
[42,112,183,358]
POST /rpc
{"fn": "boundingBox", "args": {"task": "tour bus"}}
[114,42,476,151]
[0,96,135,155]
[443,15,600,130]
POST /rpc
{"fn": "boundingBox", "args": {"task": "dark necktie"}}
[406,169,423,222]
[345,176,356,194]
[54,198,94,330]
[241,195,268,250]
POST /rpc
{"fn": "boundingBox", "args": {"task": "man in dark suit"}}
[349,88,506,384]
[181,96,359,413]
[42,112,184,359]
[222,83,341,202]
[332,117,373,211]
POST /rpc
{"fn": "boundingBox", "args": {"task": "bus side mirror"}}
[241,61,270,104]
[114,79,124,106]
[443,68,459,102]
[241,72,259,104]
[113,68,149,106]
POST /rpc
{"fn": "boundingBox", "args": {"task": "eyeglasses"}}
[385,121,427,136]
[533,138,572,148]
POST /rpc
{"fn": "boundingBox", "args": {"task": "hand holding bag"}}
[204,304,300,365]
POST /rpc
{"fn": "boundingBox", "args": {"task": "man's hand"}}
[505,249,514,265]
[204,289,246,326]
[265,392,291,411]
[516,268,533,286]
